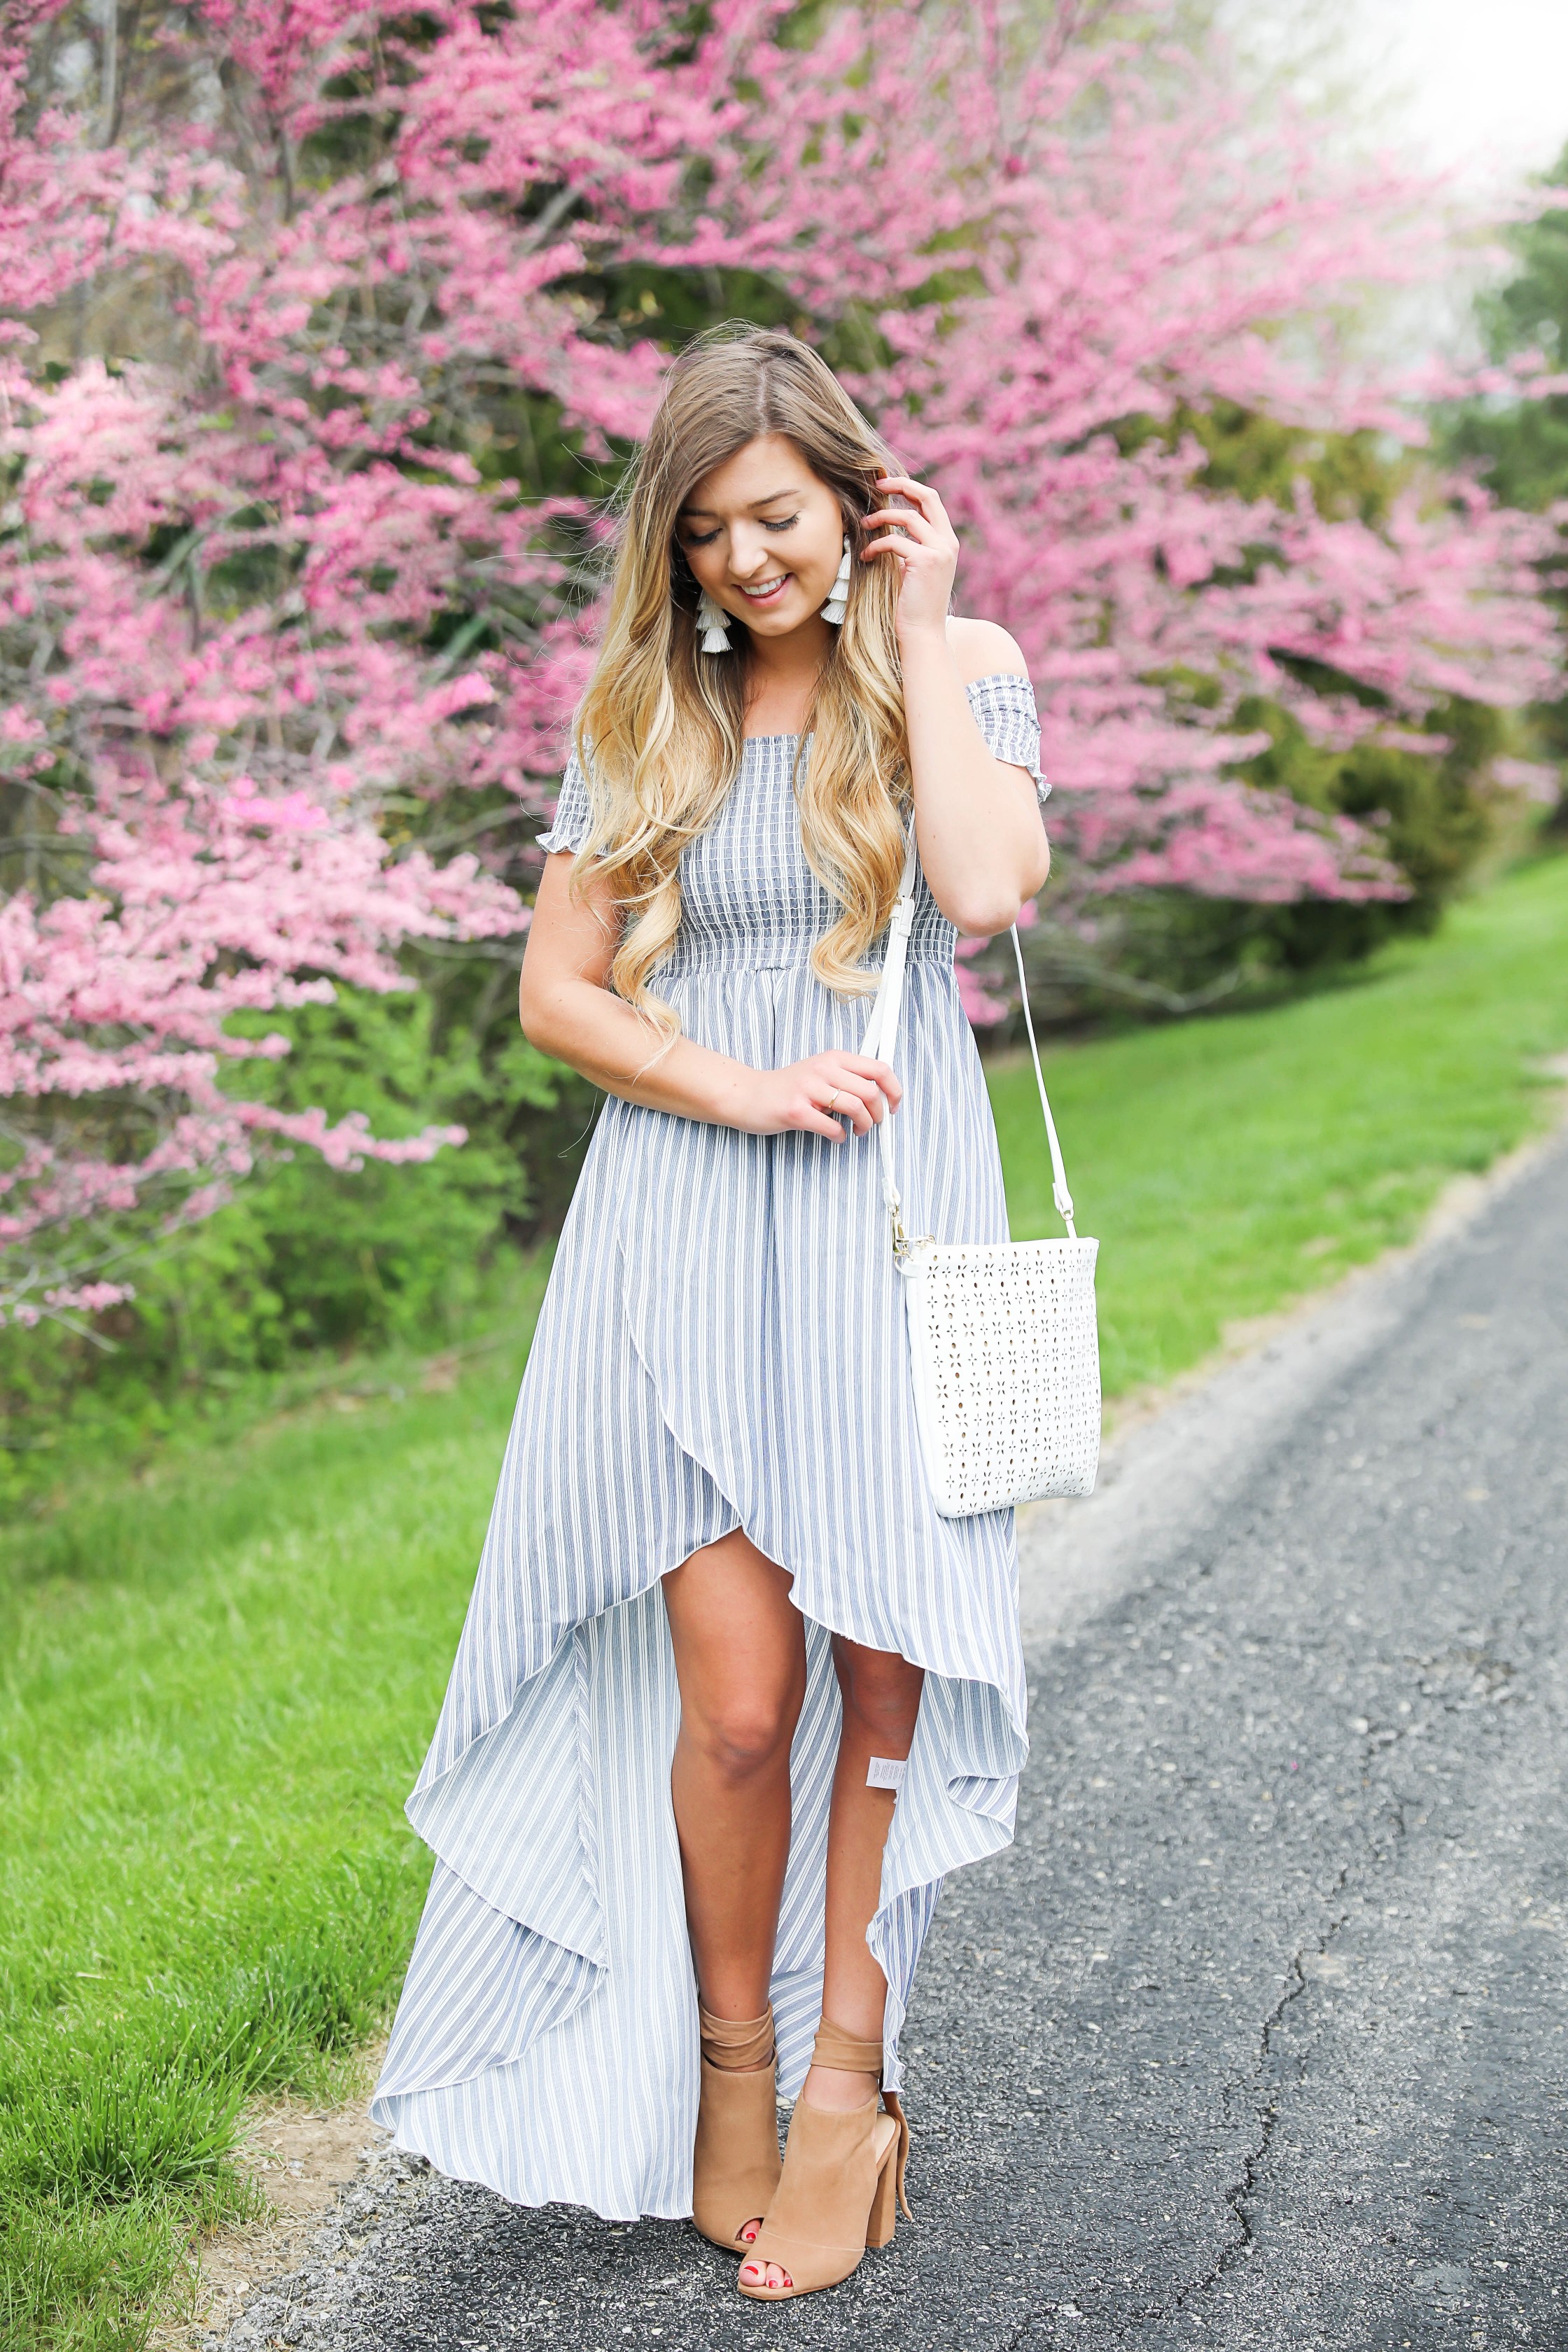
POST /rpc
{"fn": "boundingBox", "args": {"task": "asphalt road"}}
[225,1133,1568,2352]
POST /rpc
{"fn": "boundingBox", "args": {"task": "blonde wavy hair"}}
[570,326,912,1034]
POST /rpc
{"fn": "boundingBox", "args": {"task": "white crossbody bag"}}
[860,838,1101,1518]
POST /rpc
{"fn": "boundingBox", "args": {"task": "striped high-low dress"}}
[372,671,1048,2220]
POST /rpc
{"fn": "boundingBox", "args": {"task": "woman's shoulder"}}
[944,615,1030,686]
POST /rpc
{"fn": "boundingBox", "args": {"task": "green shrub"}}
[0,985,575,1481]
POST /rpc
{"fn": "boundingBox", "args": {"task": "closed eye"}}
[679,513,799,547]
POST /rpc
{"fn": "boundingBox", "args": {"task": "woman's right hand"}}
[738,1051,903,1141]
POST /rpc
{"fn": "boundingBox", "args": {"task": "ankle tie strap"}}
[811,2017,885,2077]
[699,2002,775,2072]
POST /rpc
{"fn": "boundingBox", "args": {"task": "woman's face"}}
[675,433,846,641]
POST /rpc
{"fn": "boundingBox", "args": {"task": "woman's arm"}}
[518,853,901,1140]
[861,477,1050,937]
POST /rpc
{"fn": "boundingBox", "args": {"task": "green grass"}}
[0,1315,547,2349]
[990,855,1568,1397]
[4,858,1567,2346]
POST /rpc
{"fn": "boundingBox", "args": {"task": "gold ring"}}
[825,1089,841,1114]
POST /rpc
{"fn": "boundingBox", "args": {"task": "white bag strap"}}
[861,833,1077,1254]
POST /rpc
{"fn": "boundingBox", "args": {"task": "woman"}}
[372,327,1050,2303]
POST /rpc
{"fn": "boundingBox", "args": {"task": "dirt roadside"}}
[151,2054,390,2351]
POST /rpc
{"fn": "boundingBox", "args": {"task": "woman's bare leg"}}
[739,1634,923,2291]
[663,1527,806,2012]
[664,1529,806,2248]
[818,1634,925,2052]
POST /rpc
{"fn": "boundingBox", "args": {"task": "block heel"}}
[865,2127,900,2248]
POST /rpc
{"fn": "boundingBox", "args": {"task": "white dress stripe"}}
[372,674,1049,2218]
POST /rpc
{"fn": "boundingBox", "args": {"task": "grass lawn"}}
[4,855,1567,2348]
[990,855,1568,1396]
[0,1330,545,2352]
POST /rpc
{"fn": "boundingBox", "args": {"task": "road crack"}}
[1159,1646,1471,2320]
[1163,1881,1350,2321]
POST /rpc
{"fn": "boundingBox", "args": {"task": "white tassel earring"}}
[820,535,850,625]
[696,588,732,654]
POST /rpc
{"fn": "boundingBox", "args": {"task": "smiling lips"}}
[737,575,790,604]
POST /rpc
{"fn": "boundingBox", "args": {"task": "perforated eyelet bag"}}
[862,838,1101,1518]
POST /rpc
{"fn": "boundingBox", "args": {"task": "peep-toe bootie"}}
[736,2019,911,2301]
[691,2003,783,2253]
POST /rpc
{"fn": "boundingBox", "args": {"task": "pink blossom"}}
[0,0,1560,1320]
[1489,756,1561,803]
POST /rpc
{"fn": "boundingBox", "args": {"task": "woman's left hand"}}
[860,474,959,641]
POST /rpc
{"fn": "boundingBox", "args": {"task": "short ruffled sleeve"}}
[965,672,1049,804]
[536,746,593,855]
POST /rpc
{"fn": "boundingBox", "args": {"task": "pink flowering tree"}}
[722,5,1561,1008]
[0,0,680,1323]
[1,0,1560,1326]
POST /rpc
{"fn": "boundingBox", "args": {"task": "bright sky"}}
[1350,0,1568,185]
[1219,0,1568,360]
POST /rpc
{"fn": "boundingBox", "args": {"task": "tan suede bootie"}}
[736,2018,911,2301]
[691,2003,783,2253]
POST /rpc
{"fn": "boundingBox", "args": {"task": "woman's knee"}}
[835,1641,924,1746]
[682,1669,804,1780]
[664,1530,806,1780]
